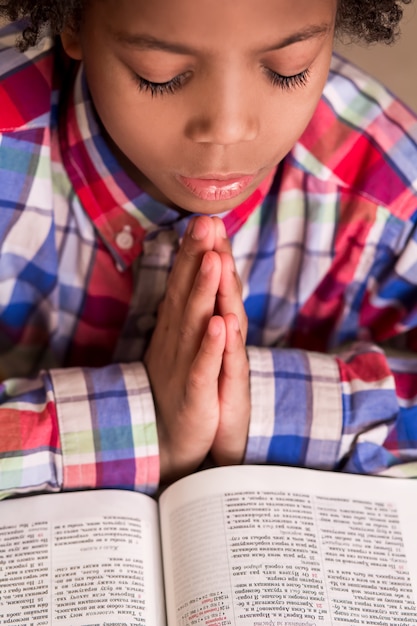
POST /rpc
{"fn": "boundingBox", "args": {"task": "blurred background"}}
[336,1,417,112]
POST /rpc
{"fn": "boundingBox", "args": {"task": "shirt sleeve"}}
[245,342,417,477]
[0,362,159,500]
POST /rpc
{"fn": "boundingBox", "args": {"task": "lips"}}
[176,173,256,201]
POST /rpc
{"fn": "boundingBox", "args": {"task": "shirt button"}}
[115,225,134,250]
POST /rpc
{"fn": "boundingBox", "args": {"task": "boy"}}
[0,0,416,499]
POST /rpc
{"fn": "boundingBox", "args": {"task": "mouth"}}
[176,173,256,201]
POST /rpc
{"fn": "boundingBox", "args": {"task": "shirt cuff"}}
[50,362,159,494]
[244,346,343,470]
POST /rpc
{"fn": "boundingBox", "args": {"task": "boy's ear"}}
[60,27,83,60]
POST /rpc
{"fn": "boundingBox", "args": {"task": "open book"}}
[1,464,417,626]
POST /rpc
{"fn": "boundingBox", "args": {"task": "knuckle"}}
[178,237,201,264]
[179,322,194,343]
[165,282,182,308]
[223,252,240,286]
[187,369,206,391]
[182,241,199,262]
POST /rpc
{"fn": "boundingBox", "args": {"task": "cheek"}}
[263,57,332,145]
[91,78,170,142]
[264,92,319,146]
[87,78,153,150]
[280,72,330,137]
[84,57,143,132]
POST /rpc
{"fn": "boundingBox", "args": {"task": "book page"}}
[159,465,417,626]
[0,489,165,626]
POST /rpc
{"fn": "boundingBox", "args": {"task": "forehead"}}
[88,0,337,49]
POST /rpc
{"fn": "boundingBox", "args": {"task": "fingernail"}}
[191,217,208,241]
[200,252,212,274]
[216,220,227,239]
[209,318,222,336]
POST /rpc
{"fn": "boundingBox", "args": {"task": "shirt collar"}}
[59,63,275,269]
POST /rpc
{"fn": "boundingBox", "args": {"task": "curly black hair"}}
[0,0,413,51]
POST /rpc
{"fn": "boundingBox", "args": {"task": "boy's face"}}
[62,0,337,214]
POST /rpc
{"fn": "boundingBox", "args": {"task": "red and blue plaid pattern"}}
[1,21,417,499]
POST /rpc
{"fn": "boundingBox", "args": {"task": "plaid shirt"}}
[1,21,417,499]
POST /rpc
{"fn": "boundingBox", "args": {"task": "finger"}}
[211,221,247,338]
[185,315,226,411]
[211,216,232,254]
[221,313,250,409]
[152,315,226,485]
[166,215,217,315]
[174,316,226,469]
[216,252,247,342]
[176,250,222,368]
[214,313,250,465]
[155,216,217,348]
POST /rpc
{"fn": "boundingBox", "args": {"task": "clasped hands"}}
[144,215,250,484]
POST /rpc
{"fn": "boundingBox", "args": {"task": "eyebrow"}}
[113,23,331,55]
[263,23,331,51]
[114,32,197,54]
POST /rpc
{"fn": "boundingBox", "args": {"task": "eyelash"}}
[265,67,310,90]
[133,73,189,97]
[133,67,310,97]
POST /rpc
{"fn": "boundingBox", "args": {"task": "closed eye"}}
[264,67,310,90]
[132,66,310,97]
[133,72,190,96]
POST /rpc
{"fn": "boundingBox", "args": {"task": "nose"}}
[184,72,259,145]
